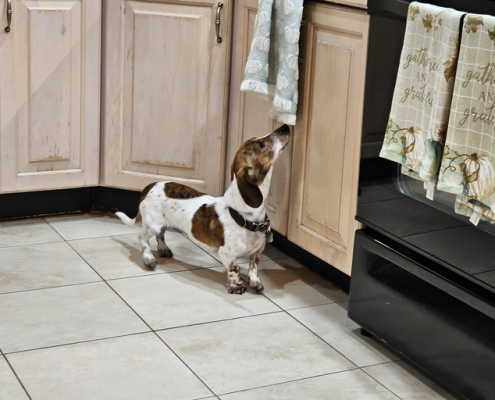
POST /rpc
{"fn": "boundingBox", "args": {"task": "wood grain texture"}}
[288,3,369,275]
[101,0,232,196]
[321,0,367,9]
[0,0,101,193]
[226,0,293,234]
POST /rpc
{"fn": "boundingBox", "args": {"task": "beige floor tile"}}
[7,333,211,400]
[0,242,101,294]
[241,258,348,310]
[235,244,291,264]
[158,313,356,394]
[289,303,400,367]
[0,282,149,353]
[44,213,141,240]
[0,356,29,400]
[0,218,63,248]
[219,370,400,400]
[364,361,458,400]
[69,231,220,280]
[109,268,280,330]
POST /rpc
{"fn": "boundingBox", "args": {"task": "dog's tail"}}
[115,210,142,226]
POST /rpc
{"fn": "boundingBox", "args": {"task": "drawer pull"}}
[5,0,12,32]
[215,2,223,43]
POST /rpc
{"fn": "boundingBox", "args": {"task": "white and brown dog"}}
[115,125,290,294]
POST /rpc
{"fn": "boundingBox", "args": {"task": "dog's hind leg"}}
[156,226,173,258]
[248,246,264,292]
[140,228,156,269]
[139,212,162,269]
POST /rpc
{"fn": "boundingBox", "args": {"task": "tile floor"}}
[0,214,460,400]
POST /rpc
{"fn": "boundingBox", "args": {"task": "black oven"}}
[349,1,495,399]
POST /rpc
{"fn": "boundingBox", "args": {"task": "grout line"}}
[216,368,361,397]
[64,240,218,398]
[3,331,151,356]
[248,279,360,370]
[103,266,210,282]
[278,299,349,312]
[0,239,65,250]
[0,280,103,297]
[42,217,69,243]
[2,354,33,400]
[361,367,404,400]
[154,310,283,333]
[53,232,142,242]
[65,229,182,244]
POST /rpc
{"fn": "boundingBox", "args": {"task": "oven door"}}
[349,229,495,400]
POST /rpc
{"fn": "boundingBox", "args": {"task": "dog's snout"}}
[271,124,290,148]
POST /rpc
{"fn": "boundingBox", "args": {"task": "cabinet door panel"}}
[102,0,232,195]
[227,0,292,234]
[0,0,101,192]
[288,3,369,274]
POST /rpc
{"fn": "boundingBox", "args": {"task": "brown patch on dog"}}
[229,128,291,208]
[228,263,240,278]
[191,204,225,248]
[164,182,205,199]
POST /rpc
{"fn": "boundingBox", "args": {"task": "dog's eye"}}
[259,141,265,149]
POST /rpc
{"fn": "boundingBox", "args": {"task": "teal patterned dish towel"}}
[241,0,304,125]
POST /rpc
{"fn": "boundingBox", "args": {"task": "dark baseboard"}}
[89,186,141,218]
[0,186,350,292]
[0,188,92,220]
[0,186,141,221]
[271,230,351,293]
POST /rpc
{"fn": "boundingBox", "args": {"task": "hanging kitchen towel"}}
[240,0,304,125]
[455,195,495,224]
[437,13,495,222]
[380,2,464,184]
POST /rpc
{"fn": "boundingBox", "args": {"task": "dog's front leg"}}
[248,247,264,292]
[219,250,246,295]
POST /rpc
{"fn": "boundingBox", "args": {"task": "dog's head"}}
[230,124,290,208]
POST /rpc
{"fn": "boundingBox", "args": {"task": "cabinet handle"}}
[5,0,12,32]
[215,2,223,43]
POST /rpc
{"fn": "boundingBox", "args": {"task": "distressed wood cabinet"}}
[227,0,293,235]
[288,3,369,275]
[101,0,232,196]
[0,0,101,193]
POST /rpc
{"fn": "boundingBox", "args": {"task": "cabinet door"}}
[227,0,292,234]
[0,0,101,193]
[102,0,232,196]
[288,3,369,275]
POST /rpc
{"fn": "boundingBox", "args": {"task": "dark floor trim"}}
[271,230,351,293]
[0,187,350,292]
[0,186,141,221]
[0,188,92,220]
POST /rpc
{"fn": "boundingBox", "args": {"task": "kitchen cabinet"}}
[0,0,101,193]
[226,0,293,235]
[101,0,232,196]
[288,3,369,275]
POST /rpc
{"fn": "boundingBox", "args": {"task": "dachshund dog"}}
[116,125,290,294]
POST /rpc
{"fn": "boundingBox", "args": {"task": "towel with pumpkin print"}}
[240,0,304,125]
[437,14,495,222]
[380,2,464,184]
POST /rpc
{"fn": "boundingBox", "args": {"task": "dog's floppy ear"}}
[236,167,263,208]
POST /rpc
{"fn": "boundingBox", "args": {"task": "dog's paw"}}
[248,277,264,292]
[158,248,173,258]
[227,282,246,295]
[144,259,157,269]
